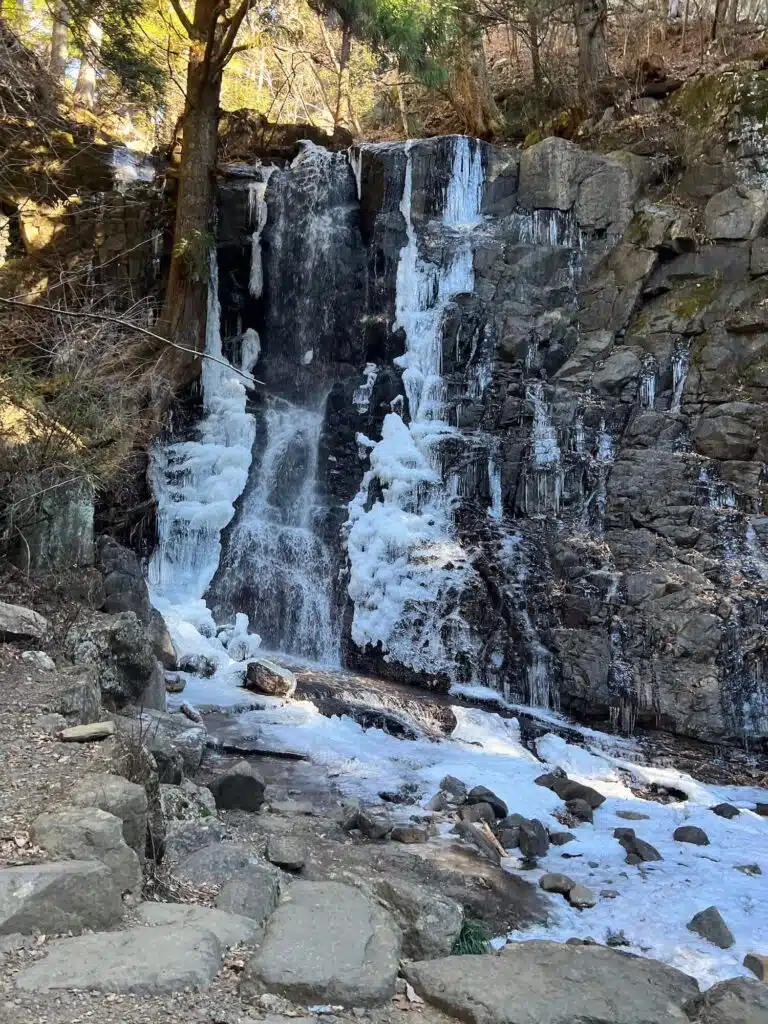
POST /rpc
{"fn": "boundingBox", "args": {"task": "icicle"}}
[671,342,690,413]
[353,363,379,413]
[488,457,503,520]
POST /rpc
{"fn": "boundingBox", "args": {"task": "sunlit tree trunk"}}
[49,0,70,87]
[73,19,103,108]
[447,35,504,139]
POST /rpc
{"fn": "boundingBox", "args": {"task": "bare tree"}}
[73,17,102,107]
[574,0,609,96]
[49,0,70,86]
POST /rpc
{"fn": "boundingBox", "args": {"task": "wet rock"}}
[459,803,496,825]
[539,873,575,894]
[175,842,263,886]
[240,881,401,1006]
[0,861,122,935]
[518,819,550,859]
[376,878,463,959]
[208,760,265,812]
[685,977,768,1023]
[54,666,102,725]
[391,823,429,844]
[31,807,142,894]
[70,772,148,861]
[148,609,177,670]
[136,901,262,946]
[178,653,217,677]
[16,926,222,994]
[0,600,48,639]
[216,864,282,925]
[711,804,740,819]
[567,799,594,823]
[465,786,508,819]
[568,884,597,909]
[549,831,576,846]
[404,940,698,1024]
[755,804,768,817]
[267,835,306,871]
[164,672,186,693]
[744,953,768,982]
[687,906,735,949]
[245,658,297,698]
[673,825,709,846]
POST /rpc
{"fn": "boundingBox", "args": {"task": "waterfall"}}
[148,250,256,643]
[211,401,338,663]
[346,137,485,679]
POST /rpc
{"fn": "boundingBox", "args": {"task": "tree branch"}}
[169,0,195,39]
[213,0,254,71]
[0,297,263,386]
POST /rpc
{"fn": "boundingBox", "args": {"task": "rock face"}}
[240,881,401,1006]
[16,926,222,994]
[0,861,123,935]
[404,941,699,1024]
[164,98,768,745]
[685,977,768,1024]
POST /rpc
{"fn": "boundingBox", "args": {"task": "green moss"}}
[452,919,491,955]
[523,129,542,149]
[673,278,719,319]
[671,67,768,145]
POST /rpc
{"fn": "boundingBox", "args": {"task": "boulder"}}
[711,804,740,819]
[61,721,115,742]
[54,666,102,725]
[159,779,217,826]
[534,774,605,808]
[391,823,429,844]
[567,798,594,823]
[70,772,148,861]
[687,906,735,949]
[567,883,596,909]
[459,803,497,825]
[162,819,230,869]
[244,658,297,698]
[0,600,48,639]
[67,611,163,710]
[266,835,306,871]
[178,653,217,677]
[440,776,468,802]
[31,806,142,894]
[21,650,56,671]
[207,760,266,812]
[99,537,151,622]
[0,861,123,935]
[344,807,393,840]
[240,881,401,1006]
[703,186,768,241]
[465,786,508,819]
[744,954,768,982]
[216,864,282,925]
[135,901,262,946]
[539,873,575,895]
[175,842,263,886]
[549,832,576,846]
[685,977,768,1024]
[148,608,176,669]
[673,825,709,846]
[617,831,663,863]
[404,941,699,1024]
[376,878,463,960]
[16,926,222,994]
[119,710,206,775]
[519,818,550,859]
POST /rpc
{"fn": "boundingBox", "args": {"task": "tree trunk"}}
[574,0,610,98]
[49,1,70,86]
[334,22,352,128]
[527,8,544,101]
[160,0,223,379]
[447,35,504,139]
[73,19,102,108]
[711,0,727,37]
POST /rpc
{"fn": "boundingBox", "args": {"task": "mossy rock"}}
[670,65,768,159]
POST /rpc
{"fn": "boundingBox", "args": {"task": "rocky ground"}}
[2,547,768,1024]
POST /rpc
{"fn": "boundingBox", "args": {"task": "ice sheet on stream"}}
[175,661,768,990]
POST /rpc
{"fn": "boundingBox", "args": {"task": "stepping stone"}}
[136,902,262,946]
[687,906,734,949]
[711,803,740,819]
[175,842,262,886]
[207,760,265,812]
[466,786,508,819]
[70,772,148,860]
[240,881,401,1006]
[61,721,115,742]
[216,865,281,925]
[31,807,141,894]
[735,864,762,876]
[0,861,122,936]
[673,825,709,846]
[267,835,306,871]
[539,873,575,895]
[568,884,597,909]
[376,877,463,960]
[404,940,699,1024]
[616,831,662,863]
[16,926,221,994]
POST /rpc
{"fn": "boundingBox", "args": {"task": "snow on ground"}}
[179,668,768,989]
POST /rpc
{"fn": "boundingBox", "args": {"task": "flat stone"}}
[208,760,266,812]
[616,811,650,820]
[136,901,262,946]
[176,842,263,887]
[241,881,401,1006]
[0,861,122,936]
[744,953,768,982]
[244,658,297,698]
[60,721,115,742]
[391,824,428,844]
[376,877,463,959]
[216,865,282,925]
[466,786,508,819]
[0,600,48,639]
[711,803,740,819]
[404,940,698,1024]
[687,906,735,949]
[567,883,597,909]
[31,806,141,894]
[549,831,576,846]
[267,835,306,871]
[16,926,221,994]
[70,772,148,860]
[673,825,709,846]
[684,977,768,1024]
[539,873,575,895]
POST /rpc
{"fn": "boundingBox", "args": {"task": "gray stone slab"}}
[0,861,122,936]
[135,901,262,946]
